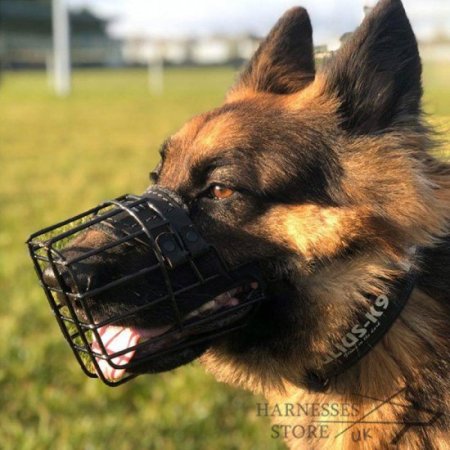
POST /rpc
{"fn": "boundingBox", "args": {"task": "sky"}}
[68,0,450,48]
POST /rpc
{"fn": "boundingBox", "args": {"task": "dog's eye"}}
[209,185,234,200]
[149,161,162,183]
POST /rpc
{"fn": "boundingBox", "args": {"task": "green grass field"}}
[1,64,449,450]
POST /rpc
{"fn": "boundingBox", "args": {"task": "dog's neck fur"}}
[282,250,449,448]
[202,248,450,449]
[300,250,416,379]
[267,288,450,449]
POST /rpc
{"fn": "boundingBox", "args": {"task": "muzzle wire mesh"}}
[27,188,265,386]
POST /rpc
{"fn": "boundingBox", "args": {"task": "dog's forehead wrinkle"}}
[189,152,244,179]
[170,91,337,163]
[159,137,172,159]
[161,108,344,207]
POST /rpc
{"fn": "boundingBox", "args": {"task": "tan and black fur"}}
[58,0,450,448]
[153,1,450,448]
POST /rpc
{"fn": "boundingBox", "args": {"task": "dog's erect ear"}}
[323,0,422,134]
[231,7,315,95]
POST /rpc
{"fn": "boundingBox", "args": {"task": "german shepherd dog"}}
[48,0,450,448]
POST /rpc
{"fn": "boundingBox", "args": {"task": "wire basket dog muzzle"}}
[27,187,265,386]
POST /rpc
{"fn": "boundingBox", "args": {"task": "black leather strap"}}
[305,269,417,392]
[95,187,212,269]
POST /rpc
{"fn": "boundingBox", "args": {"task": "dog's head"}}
[42,0,450,387]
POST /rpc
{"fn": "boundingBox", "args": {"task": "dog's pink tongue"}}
[92,325,140,381]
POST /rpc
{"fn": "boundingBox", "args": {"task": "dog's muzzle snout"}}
[27,186,266,386]
[42,265,60,291]
[42,259,86,292]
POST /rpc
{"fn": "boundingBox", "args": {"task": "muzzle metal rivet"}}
[185,230,199,243]
[161,238,177,252]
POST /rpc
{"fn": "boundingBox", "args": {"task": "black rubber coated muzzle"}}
[27,187,266,386]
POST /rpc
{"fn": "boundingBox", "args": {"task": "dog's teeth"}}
[185,310,199,320]
[197,300,216,313]
[215,293,227,303]
[185,289,245,321]
[216,290,239,306]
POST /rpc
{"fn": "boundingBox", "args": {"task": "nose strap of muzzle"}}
[142,187,210,261]
[96,186,211,269]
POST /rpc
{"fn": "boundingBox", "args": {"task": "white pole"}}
[46,51,53,88]
[52,0,71,96]
[148,51,164,96]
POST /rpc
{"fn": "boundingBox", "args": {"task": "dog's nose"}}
[43,265,79,298]
[43,265,68,306]
[43,265,61,289]
[43,261,99,295]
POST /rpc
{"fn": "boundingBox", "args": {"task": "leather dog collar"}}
[305,267,418,392]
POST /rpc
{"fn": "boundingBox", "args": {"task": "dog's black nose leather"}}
[43,265,59,289]
[43,265,79,298]
[43,265,70,306]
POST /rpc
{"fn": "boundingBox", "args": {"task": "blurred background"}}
[0,1,449,449]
